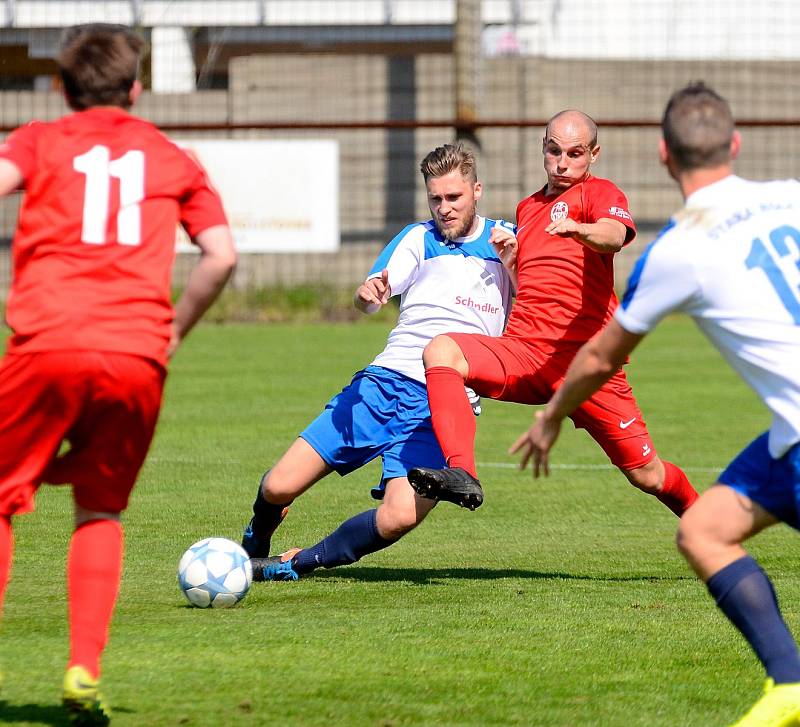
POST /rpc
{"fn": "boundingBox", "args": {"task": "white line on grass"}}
[477,461,723,473]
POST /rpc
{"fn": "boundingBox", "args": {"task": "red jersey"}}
[0,107,228,366]
[505,176,636,352]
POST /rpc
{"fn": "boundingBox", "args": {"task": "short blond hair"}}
[419,143,477,183]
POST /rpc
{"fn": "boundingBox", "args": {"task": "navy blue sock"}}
[293,509,393,575]
[251,472,290,537]
[707,555,800,683]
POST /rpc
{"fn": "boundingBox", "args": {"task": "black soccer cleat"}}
[407,467,484,510]
[251,550,301,582]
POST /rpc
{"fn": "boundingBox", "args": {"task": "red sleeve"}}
[178,150,229,239]
[0,122,43,184]
[585,178,636,243]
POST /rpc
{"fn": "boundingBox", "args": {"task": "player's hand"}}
[489,227,518,271]
[356,268,391,308]
[508,410,562,478]
[167,323,182,359]
[545,218,583,238]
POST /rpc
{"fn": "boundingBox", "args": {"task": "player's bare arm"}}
[489,227,518,289]
[544,216,627,253]
[354,268,391,314]
[0,158,23,196]
[509,319,644,477]
[170,224,237,357]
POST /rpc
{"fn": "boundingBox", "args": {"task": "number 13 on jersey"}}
[73,145,144,246]
[746,224,800,324]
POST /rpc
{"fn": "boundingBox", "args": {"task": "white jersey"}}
[616,175,800,458]
[368,215,515,384]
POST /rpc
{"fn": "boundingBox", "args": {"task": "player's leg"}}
[0,351,87,696]
[411,334,527,508]
[572,371,698,516]
[55,352,163,724]
[243,369,394,558]
[242,438,332,558]
[621,455,698,517]
[376,477,438,540]
[254,370,442,580]
[678,434,800,725]
[420,334,475,474]
[279,478,437,579]
[62,506,120,725]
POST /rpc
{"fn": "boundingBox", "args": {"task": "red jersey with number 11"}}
[0,107,227,366]
[505,176,636,353]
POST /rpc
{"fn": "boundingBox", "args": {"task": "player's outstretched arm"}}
[354,268,391,315]
[510,319,643,477]
[170,224,237,357]
[545,217,627,253]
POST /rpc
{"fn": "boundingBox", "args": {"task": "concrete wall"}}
[1,53,799,299]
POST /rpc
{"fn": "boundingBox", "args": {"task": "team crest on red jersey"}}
[550,201,569,221]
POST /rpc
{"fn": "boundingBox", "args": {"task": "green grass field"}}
[2,316,797,726]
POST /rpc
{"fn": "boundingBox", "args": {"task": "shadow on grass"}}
[0,700,134,725]
[308,566,694,584]
[0,700,69,726]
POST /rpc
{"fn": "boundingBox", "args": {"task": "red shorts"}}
[0,350,165,516]
[449,333,656,471]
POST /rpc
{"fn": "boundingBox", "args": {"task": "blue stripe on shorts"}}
[718,432,800,529]
[300,365,445,495]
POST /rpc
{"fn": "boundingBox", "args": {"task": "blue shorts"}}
[300,366,445,497]
[719,432,800,529]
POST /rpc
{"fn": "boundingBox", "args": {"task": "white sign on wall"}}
[175,139,339,253]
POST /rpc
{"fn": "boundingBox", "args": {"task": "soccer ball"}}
[177,537,253,608]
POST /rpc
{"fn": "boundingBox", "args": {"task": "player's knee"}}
[422,335,464,371]
[376,504,421,541]
[676,517,699,559]
[74,505,121,526]
[261,466,297,504]
[624,464,662,494]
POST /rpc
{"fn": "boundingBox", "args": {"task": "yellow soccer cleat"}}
[62,666,111,725]
[729,678,800,727]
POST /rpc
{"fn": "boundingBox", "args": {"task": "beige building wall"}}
[1,55,799,298]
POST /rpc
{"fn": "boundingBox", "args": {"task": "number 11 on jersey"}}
[73,145,144,246]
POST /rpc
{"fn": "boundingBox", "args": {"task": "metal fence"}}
[1,0,799,301]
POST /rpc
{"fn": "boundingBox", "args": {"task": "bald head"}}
[545,110,598,150]
[541,109,600,195]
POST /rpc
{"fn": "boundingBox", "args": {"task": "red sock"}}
[67,519,124,679]
[425,366,477,477]
[0,515,13,618]
[657,461,699,517]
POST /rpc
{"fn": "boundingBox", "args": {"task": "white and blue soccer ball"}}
[178,537,253,608]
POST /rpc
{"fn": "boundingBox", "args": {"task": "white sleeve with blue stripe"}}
[367,223,425,298]
[615,221,701,335]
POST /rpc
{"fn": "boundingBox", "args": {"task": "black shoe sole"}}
[408,469,483,511]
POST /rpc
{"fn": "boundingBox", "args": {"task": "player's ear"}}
[129,80,143,106]
[730,130,741,160]
[589,144,600,164]
[658,138,669,166]
[473,181,483,200]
